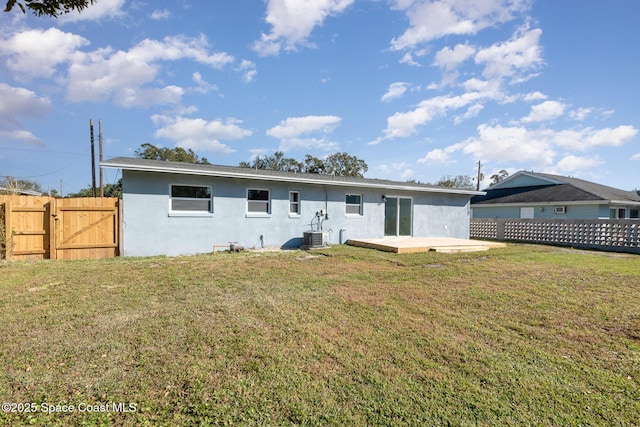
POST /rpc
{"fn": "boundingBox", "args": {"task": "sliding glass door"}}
[384,197,412,236]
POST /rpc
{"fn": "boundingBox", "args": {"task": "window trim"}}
[345,193,363,216]
[246,188,271,216]
[289,191,301,217]
[168,184,213,217]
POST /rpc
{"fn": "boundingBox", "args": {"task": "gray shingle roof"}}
[101,157,483,196]
[531,172,640,203]
[473,171,640,205]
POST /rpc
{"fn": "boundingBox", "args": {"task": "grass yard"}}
[0,244,638,426]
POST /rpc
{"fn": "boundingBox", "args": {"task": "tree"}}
[0,177,42,194]
[435,175,475,190]
[323,152,368,177]
[67,179,122,198]
[135,143,210,165]
[490,169,509,185]
[4,0,96,17]
[240,151,302,173]
[240,151,368,178]
[302,154,325,174]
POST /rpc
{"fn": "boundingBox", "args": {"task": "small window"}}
[247,189,270,214]
[630,209,639,219]
[289,191,300,215]
[610,208,626,219]
[170,185,212,214]
[346,194,363,215]
[554,206,566,214]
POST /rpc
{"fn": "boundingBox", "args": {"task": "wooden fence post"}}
[49,197,58,260]
[4,198,12,260]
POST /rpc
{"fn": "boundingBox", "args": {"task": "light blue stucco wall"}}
[472,203,607,219]
[122,170,472,256]
[489,174,552,189]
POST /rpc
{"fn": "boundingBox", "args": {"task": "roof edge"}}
[101,158,485,196]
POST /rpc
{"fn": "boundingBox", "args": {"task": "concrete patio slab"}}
[347,236,506,254]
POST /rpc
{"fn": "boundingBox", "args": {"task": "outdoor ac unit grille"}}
[303,231,325,248]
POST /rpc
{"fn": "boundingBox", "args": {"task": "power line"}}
[0,146,87,156]
[2,156,85,179]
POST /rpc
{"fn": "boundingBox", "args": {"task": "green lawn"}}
[1,244,638,426]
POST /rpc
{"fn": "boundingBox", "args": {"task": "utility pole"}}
[99,120,104,198]
[476,160,482,191]
[90,119,96,197]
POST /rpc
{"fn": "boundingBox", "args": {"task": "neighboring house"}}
[101,157,483,257]
[471,171,640,220]
[0,186,42,196]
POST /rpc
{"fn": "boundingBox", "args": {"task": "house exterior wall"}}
[122,170,472,256]
[472,203,607,219]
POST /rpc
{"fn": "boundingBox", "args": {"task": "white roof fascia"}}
[610,200,640,206]
[102,160,484,196]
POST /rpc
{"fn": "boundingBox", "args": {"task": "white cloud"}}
[399,52,421,66]
[460,77,503,98]
[523,91,547,101]
[390,0,531,51]
[554,155,603,174]
[380,91,489,139]
[0,130,42,145]
[59,0,126,22]
[474,27,543,81]
[267,115,341,151]
[150,9,172,20]
[1,28,239,108]
[238,60,257,83]
[433,123,637,170]
[0,28,89,79]
[0,83,51,119]
[152,115,252,154]
[569,107,593,121]
[521,100,566,123]
[267,115,341,139]
[376,161,415,179]
[66,35,235,106]
[192,72,218,94]
[400,168,415,180]
[461,124,556,166]
[418,148,450,164]
[381,82,410,102]
[114,85,184,108]
[0,83,51,145]
[552,126,638,151]
[454,103,484,123]
[433,43,475,70]
[252,0,355,56]
[417,142,464,164]
[631,153,640,161]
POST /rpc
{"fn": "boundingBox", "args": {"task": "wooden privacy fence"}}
[0,195,121,260]
[471,218,640,254]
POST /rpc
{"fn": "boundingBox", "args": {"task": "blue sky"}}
[1,0,639,195]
